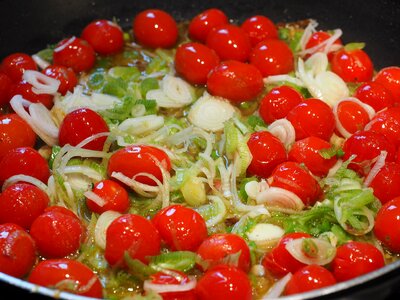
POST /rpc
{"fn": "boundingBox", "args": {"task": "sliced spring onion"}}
[256,187,305,211]
[23,70,60,95]
[149,251,197,273]
[285,237,337,265]
[298,19,318,52]
[94,210,122,249]
[31,54,50,70]
[2,174,49,193]
[267,119,296,148]
[263,74,305,87]
[143,277,196,294]
[244,180,269,200]
[180,176,207,206]
[84,190,107,207]
[118,115,165,136]
[364,151,387,187]
[261,272,292,299]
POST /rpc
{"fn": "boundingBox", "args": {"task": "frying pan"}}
[0,0,400,299]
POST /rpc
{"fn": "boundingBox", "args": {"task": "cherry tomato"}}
[196,233,251,273]
[374,196,400,253]
[148,270,196,300]
[250,39,294,77]
[286,98,335,141]
[262,232,311,277]
[0,223,36,278]
[241,15,278,46]
[105,213,161,266]
[284,265,336,295]
[305,31,342,60]
[28,258,103,298]
[152,205,207,252]
[354,81,394,112]
[133,9,178,49]
[82,19,124,55]
[335,99,371,135]
[288,136,338,177]
[0,183,49,229]
[11,80,54,109]
[258,85,304,124]
[0,72,13,106]
[1,52,37,82]
[0,114,36,159]
[0,147,50,185]
[366,107,400,147]
[107,144,171,186]
[30,206,85,258]
[53,36,96,73]
[206,24,252,62]
[174,42,220,85]
[373,66,400,105]
[332,241,385,282]
[42,65,78,95]
[342,130,396,176]
[58,107,109,151]
[206,60,264,103]
[188,8,229,43]
[195,265,252,300]
[246,130,287,179]
[269,162,322,206]
[86,179,130,214]
[368,162,400,204]
[331,48,373,83]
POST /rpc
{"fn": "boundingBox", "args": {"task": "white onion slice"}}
[54,36,76,53]
[2,174,48,193]
[268,119,296,148]
[31,54,50,70]
[285,237,336,265]
[23,70,60,95]
[118,115,164,136]
[144,277,196,294]
[256,187,304,211]
[364,151,387,187]
[261,273,293,299]
[84,190,107,207]
[299,19,318,52]
[94,210,122,249]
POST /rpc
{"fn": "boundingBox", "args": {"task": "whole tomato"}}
[241,15,278,46]
[373,66,400,105]
[366,107,400,147]
[1,52,37,82]
[354,81,394,112]
[331,48,373,83]
[42,65,78,95]
[368,162,400,204]
[188,8,228,43]
[335,99,371,136]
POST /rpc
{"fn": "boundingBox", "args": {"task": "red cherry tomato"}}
[374,196,400,253]
[0,147,50,185]
[366,107,400,147]
[1,52,37,82]
[246,130,287,179]
[0,183,49,229]
[206,24,252,62]
[258,85,304,124]
[133,9,178,49]
[262,232,311,277]
[29,206,85,258]
[284,265,336,295]
[250,39,294,77]
[207,60,264,103]
[152,204,208,252]
[368,162,400,204]
[0,223,36,278]
[0,114,36,159]
[269,161,322,206]
[286,98,335,141]
[188,8,228,43]
[28,258,103,298]
[335,99,371,135]
[305,31,342,60]
[53,36,96,73]
[174,42,220,85]
[331,48,373,83]
[86,179,130,214]
[288,136,338,177]
[0,72,13,106]
[11,80,54,109]
[373,66,400,105]
[148,270,196,300]
[195,265,252,300]
[107,144,171,186]
[42,65,78,95]
[332,241,385,282]
[354,81,394,112]
[241,15,278,46]
[105,213,161,266]
[196,233,251,273]
[82,19,124,55]
[58,108,109,151]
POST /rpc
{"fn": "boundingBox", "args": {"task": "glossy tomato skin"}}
[366,107,400,147]
[152,204,208,251]
[105,214,161,266]
[188,8,229,43]
[11,80,54,109]
[258,85,304,124]
[133,9,178,48]
[195,265,252,300]
[53,37,96,73]
[354,81,394,112]
[241,15,278,46]
[0,183,49,229]
[369,162,400,204]
[374,196,400,253]
[284,265,336,295]
[247,130,287,179]
[331,49,373,83]
[0,223,36,278]
[197,233,251,273]
[42,65,78,95]
[288,136,338,177]
[286,98,336,141]
[58,108,109,151]
[174,42,220,85]
[335,99,371,135]
[373,66,400,105]
[0,72,13,106]
[207,60,264,103]
[149,270,196,300]
[1,52,37,82]
[332,241,385,282]
[86,179,130,214]
[206,24,252,62]
[250,39,294,77]
[82,19,124,55]
[107,144,171,186]
[28,258,103,298]
[0,114,36,159]
[0,147,50,185]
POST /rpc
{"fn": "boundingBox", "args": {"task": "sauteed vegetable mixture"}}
[1,7,400,300]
